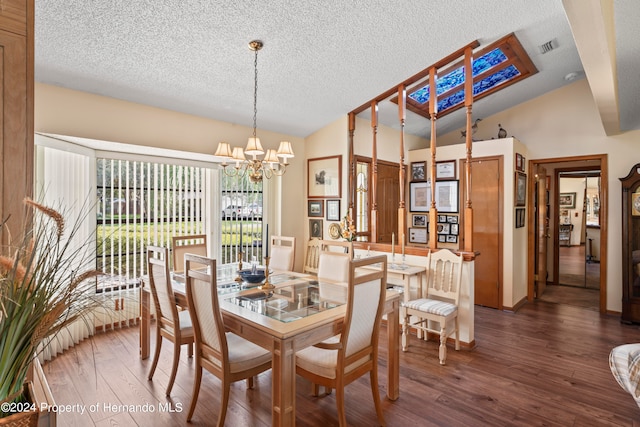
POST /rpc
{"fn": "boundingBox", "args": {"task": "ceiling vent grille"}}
[538,39,556,54]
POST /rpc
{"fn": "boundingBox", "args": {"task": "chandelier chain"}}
[253,47,258,139]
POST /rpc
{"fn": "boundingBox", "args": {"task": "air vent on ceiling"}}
[538,39,556,54]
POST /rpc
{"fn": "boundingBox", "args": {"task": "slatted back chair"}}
[184,253,271,425]
[295,255,388,426]
[402,249,463,365]
[269,235,296,271]
[303,238,321,275]
[171,234,207,273]
[146,245,194,395]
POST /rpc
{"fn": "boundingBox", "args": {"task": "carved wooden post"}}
[428,68,438,248]
[370,101,378,243]
[348,112,356,221]
[397,85,406,245]
[463,46,474,252]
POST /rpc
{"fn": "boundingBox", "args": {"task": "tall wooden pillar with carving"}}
[0,0,35,243]
[463,46,474,251]
[428,68,438,248]
[348,112,356,221]
[397,85,406,245]
[370,101,378,242]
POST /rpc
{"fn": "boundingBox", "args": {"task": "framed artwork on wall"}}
[326,199,340,221]
[515,207,526,228]
[559,192,576,208]
[515,153,525,172]
[309,219,323,239]
[411,161,426,181]
[308,155,341,198]
[410,181,431,212]
[308,200,323,217]
[436,160,456,180]
[412,214,427,227]
[435,180,459,213]
[409,227,427,244]
[515,172,527,207]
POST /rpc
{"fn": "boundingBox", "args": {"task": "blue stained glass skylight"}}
[409,48,509,105]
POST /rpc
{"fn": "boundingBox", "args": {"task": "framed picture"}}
[308,200,323,217]
[515,153,525,172]
[309,219,323,238]
[308,155,341,198]
[435,180,459,213]
[450,223,459,235]
[438,234,446,243]
[436,160,456,180]
[515,172,527,207]
[411,161,426,181]
[438,215,447,223]
[412,214,427,227]
[446,215,458,224]
[559,192,576,208]
[437,223,450,234]
[410,181,431,212]
[326,199,340,221]
[446,235,458,243]
[515,208,526,228]
[409,227,427,244]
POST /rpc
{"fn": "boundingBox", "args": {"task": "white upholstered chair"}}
[184,253,272,425]
[317,240,353,283]
[146,246,194,395]
[610,343,640,408]
[269,235,296,271]
[303,238,321,275]
[402,249,463,365]
[295,255,388,427]
[171,234,207,273]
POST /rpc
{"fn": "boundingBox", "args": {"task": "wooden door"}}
[465,157,502,309]
[535,166,549,297]
[376,162,399,243]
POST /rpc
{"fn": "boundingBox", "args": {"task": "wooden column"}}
[428,68,438,248]
[370,101,378,243]
[348,112,356,220]
[463,46,474,252]
[397,85,407,246]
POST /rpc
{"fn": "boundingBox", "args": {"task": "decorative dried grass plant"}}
[0,198,102,415]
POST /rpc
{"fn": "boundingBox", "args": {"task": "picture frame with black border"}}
[446,215,458,224]
[309,218,323,238]
[446,235,458,243]
[308,200,324,217]
[435,180,459,212]
[450,223,459,235]
[515,172,527,207]
[326,199,340,221]
[409,227,427,244]
[410,161,426,181]
[515,153,525,172]
[515,207,526,228]
[410,181,431,212]
[438,215,447,223]
[438,234,446,243]
[412,214,427,227]
[436,160,456,180]
[437,223,450,234]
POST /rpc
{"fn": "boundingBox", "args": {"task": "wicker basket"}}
[0,382,39,427]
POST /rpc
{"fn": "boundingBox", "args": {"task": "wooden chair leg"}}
[402,314,410,352]
[188,341,193,358]
[246,376,254,389]
[439,326,447,365]
[336,384,347,427]
[454,317,460,351]
[186,365,202,422]
[217,381,231,427]
[148,329,162,380]
[165,340,181,395]
[370,367,386,426]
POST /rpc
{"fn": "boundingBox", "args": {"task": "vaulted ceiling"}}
[35,1,639,140]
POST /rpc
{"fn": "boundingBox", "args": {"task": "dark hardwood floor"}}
[44,302,640,426]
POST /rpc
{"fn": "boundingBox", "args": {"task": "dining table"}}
[139,266,401,427]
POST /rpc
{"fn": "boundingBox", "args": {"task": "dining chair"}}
[402,248,463,365]
[146,245,194,395]
[269,235,296,271]
[317,240,353,283]
[295,255,388,427]
[184,253,272,425]
[171,234,207,273]
[303,238,321,275]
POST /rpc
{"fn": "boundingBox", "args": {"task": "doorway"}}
[528,155,607,314]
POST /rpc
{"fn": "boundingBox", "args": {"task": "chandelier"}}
[214,40,294,183]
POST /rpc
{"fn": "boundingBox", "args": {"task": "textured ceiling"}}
[34,1,639,140]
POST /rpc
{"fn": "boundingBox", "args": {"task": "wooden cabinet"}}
[620,164,640,323]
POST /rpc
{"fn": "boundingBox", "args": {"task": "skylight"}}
[396,33,537,119]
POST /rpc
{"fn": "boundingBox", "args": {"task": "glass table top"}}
[224,276,346,323]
